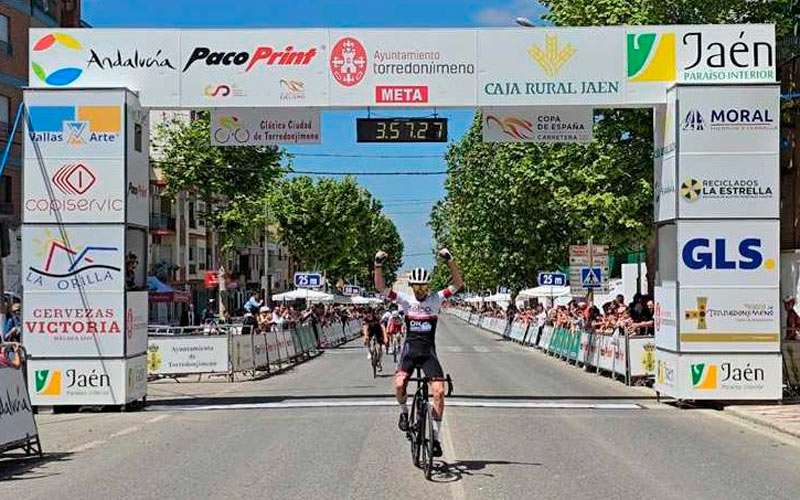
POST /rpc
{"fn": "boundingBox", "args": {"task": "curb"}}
[724,406,800,440]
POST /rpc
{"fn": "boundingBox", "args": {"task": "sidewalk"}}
[725,403,800,439]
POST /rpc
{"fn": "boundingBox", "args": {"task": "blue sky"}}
[83,0,547,270]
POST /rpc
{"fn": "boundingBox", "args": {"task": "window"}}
[0,15,10,56]
[134,123,142,152]
[188,202,196,228]
[188,246,195,262]
[0,95,9,132]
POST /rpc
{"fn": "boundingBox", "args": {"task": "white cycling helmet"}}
[408,267,431,285]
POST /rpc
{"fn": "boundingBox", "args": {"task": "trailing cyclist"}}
[384,304,405,355]
[362,307,388,372]
[374,248,464,458]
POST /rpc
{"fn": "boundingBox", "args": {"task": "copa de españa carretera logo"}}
[28,105,121,146]
[691,363,718,390]
[35,369,62,396]
[528,34,575,78]
[32,33,83,86]
[627,32,676,82]
[485,114,534,140]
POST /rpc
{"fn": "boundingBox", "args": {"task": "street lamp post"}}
[515,16,536,27]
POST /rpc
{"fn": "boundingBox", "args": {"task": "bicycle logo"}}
[213,115,250,144]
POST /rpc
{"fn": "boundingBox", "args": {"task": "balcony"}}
[150,214,176,234]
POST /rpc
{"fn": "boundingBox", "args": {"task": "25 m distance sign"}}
[356,118,447,143]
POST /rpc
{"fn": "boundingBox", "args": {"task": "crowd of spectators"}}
[453,293,655,337]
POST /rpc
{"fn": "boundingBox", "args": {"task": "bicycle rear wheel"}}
[410,392,425,467]
[424,404,435,479]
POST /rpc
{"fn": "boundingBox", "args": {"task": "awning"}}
[147,276,191,303]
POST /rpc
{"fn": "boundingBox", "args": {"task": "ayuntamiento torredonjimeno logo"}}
[627,32,676,82]
[32,33,84,86]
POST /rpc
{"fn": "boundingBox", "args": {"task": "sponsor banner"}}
[677,85,779,155]
[24,89,126,160]
[28,29,180,108]
[679,287,779,352]
[0,365,38,448]
[677,154,778,219]
[654,90,677,222]
[210,108,321,146]
[21,291,135,358]
[179,29,329,108]
[147,336,229,375]
[126,291,148,357]
[677,219,779,287]
[22,224,125,292]
[478,28,625,106]
[28,355,147,406]
[328,29,477,107]
[231,335,255,371]
[23,158,125,224]
[482,106,593,143]
[125,98,150,227]
[656,350,781,400]
[628,337,657,378]
[655,284,678,351]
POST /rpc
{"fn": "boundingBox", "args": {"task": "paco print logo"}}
[691,363,718,390]
[35,369,62,396]
[627,32,677,82]
[32,33,84,86]
[330,37,367,87]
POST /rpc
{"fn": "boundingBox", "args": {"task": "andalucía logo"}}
[627,32,676,82]
[31,33,83,86]
[28,105,121,146]
[691,363,718,389]
[26,229,120,290]
[330,37,367,87]
[35,369,62,396]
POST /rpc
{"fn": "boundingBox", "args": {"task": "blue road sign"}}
[294,272,323,288]
[538,272,567,287]
[580,267,602,288]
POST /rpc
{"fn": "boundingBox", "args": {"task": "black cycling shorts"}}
[397,342,444,380]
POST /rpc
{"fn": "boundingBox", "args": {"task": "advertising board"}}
[147,336,229,375]
[22,224,126,292]
[654,89,677,222]
[28,354,147,406]
[210,108,321,146]
[125,96,150,227]
[654,284,678,352]
[482,106,593,143]
[0,365,37,449]
[231,335,255,372]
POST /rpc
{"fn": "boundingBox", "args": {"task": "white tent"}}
[350,296,371,305]
[272,289,334,303]
[518,285,571,299]
[484,293,511,303]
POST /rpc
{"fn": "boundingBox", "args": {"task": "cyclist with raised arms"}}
[374,248,464,458]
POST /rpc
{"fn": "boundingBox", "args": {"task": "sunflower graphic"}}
[680,178,702,202]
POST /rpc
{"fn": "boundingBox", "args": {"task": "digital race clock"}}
[356,118,448,143]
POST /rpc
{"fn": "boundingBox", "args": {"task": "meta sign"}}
[537,272,566,287]
[294,272,323,288]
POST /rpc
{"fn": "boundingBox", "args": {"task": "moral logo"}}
[31,33,83,86]
[691,363,718,389]
[627,32,676,82]
[685,296,709,329]
[528,34,575,78]
[682,109,705,131]
[27,105,121,146]
[34,369,62,396]
[52,163,96,195]
[330,37,367,87]
[485,114,534,140]
[681,237,774,271]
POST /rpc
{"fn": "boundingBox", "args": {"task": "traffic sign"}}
[294,272,323,289]
[580,267,603,288]
[569,244,609,296]
[538,272,567,287]
[343,285,361,296]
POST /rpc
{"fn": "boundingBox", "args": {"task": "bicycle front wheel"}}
[424,404,435,479]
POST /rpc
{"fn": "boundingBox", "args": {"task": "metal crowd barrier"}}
[0,344,42,457]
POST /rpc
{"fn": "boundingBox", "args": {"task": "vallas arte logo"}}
[627,32,676,82]
[32,33,84,86]
[691,363,718,390]
[35,369,62,396]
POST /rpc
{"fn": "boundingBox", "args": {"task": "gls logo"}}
[681,238,775,271]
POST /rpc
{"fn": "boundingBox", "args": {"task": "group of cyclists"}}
[361,247,464,459]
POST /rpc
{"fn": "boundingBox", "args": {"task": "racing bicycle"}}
[391,331,404,364]
[406,368,453,480]
[368,336,383,378]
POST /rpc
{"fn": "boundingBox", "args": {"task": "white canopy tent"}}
[518,285,571,299]
[272,289,334,303]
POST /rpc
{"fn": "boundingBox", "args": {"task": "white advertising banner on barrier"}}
[126,291,149,357]
[231,335,255,371]
[28,354,146,406]
[678,287,779,352]
[22,224,126,292]
[328,29,477,107]
[481,106,593,143]
[655,284,678,352]
[210,108,321,146]
[0,365,37,449]
[24,89,126,160]
[147,336,229,375]
[28,26,775,108]
[677,220,779,287]
[179,30,329,108]
[677,85,780,155]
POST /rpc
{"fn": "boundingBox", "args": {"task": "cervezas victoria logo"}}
[528,34,575,78]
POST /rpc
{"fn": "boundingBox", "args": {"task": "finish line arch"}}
[22,24,782,404]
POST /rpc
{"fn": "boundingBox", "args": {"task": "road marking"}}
[146,414,171,424]
[69,439,106,453]
[472,346,491,353]
[109,426,140,438]
[147,400,643,412]
[442,415,466,500]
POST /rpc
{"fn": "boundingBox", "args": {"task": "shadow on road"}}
[0,452,72,482]
[430,459,542,482]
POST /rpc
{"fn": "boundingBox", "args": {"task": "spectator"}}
[0,343,22,369]
[3,303,21,342]
[243,291,264,316]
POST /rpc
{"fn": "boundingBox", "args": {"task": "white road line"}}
[472,346,491,353]
[146,414,172,424]
[69,439,106,453]
[109,426,140,438]
[442,415,466,500]
[146,400,643,412]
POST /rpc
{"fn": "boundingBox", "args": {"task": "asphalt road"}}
[4,315,800,499]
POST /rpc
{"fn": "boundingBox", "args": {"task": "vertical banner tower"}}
[22,88,149,407]
[654,84,782,400]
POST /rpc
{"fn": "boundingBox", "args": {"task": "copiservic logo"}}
[528,34,575,78]
[35,369,62,396]
[685,296,708,329]
[52,163,96,195]
[627,32,676,82]
[691,363,718,389]
[31,33,83,86]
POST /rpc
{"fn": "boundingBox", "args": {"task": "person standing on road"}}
[374,248,464,458]
[362,307,387,371]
